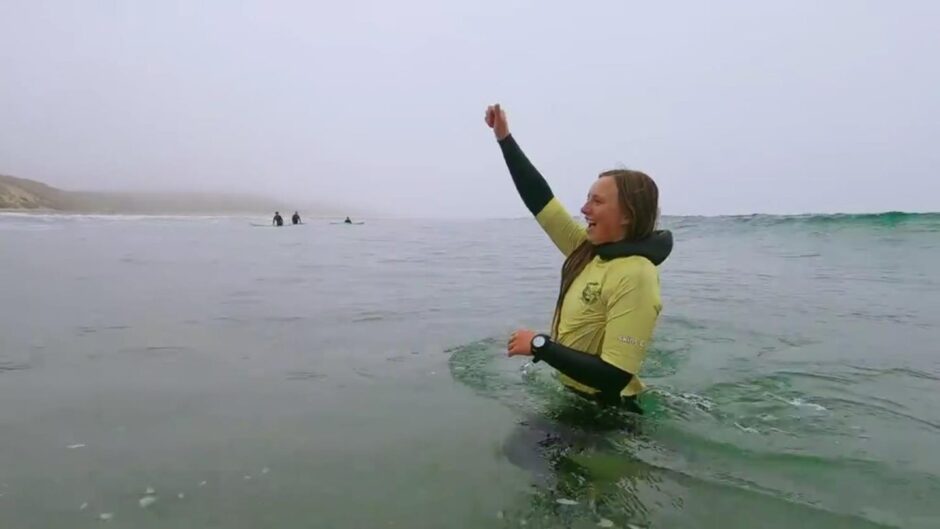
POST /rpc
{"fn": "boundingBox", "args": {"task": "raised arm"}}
[486,104,586,257]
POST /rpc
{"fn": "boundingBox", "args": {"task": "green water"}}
[1,212,938,528]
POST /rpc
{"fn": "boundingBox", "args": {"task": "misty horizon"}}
[2,1,938,218]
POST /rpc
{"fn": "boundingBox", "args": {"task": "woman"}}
[485,104,672,413]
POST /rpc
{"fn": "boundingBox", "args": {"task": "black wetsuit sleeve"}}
[534,340,634,396]
[498,134,554,216]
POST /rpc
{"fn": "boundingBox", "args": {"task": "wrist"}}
[530,333,550,362]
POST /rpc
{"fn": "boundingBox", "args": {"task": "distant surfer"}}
[292,211,301,225]
[344,216,352,224]
[272,211,283,226]
[486,103,672,414]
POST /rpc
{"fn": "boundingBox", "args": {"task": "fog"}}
[1,0,937,217]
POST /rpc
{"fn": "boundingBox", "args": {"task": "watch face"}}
[533,336,546,348]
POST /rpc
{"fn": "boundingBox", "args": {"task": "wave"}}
[446,338,936,528]
[664,211,940,232]
[0,360,31,372]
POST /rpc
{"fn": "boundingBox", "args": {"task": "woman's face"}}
[580,175,628,244]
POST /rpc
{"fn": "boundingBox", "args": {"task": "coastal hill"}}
[0,173,347,216]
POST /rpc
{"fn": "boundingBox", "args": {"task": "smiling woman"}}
[485,103,673,413]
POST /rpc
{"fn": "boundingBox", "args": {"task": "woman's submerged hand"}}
[507,328,536,357]
[485,103,510,141]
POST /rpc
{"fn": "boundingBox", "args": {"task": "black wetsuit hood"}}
[594,230,673,265]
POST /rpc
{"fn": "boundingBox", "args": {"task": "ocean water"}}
[1,212,939,528]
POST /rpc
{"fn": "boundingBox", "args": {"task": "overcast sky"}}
[1,0,937,217]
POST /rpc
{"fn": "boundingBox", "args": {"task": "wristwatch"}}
[530,333,550,361]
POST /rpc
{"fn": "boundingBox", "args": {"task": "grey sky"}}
[1,1,937,217]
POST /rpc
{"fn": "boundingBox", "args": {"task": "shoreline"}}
[0,209,355,219]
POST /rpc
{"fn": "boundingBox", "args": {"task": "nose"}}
[580,201,590,216]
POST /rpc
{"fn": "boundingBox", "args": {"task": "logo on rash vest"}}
[580,282,601,305]
[618,335,648,348]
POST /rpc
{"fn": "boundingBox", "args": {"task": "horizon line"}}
[5,209,936,220]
